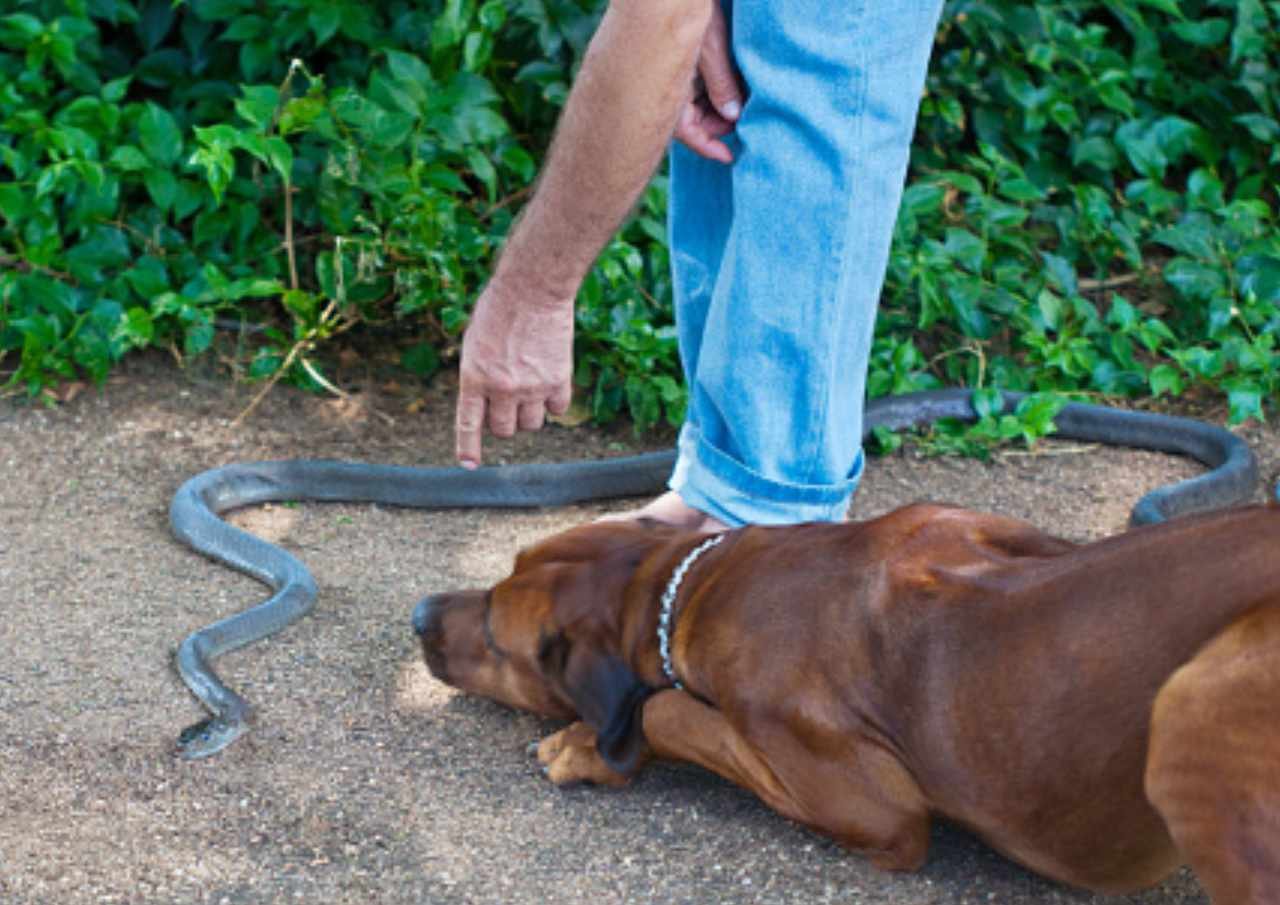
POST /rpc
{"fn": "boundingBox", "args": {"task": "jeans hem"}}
[669,423,862,526]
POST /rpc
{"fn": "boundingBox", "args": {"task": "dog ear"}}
[542,636,653,774]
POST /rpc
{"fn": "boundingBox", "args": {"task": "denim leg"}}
[667,0,945,526]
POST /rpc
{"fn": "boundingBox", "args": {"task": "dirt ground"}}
[2,352,1277,905]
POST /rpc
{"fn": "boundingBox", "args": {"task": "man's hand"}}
[455,280,574,469]
[674,3,743,164]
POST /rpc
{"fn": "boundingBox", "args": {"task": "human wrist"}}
[489,233,582,311]
[485,260,577,314]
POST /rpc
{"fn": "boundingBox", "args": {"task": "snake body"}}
[171,389,1258,759]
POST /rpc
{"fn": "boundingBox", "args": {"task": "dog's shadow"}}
[646,759,1207,903]
[438,696,1207,904]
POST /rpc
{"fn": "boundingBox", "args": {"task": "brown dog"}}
[413,503,1280,903]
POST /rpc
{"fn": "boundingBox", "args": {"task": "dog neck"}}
[656,534,727,689]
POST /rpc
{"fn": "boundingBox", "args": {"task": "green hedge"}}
[1,0,1277,436]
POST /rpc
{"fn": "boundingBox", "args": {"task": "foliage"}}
[1,0,1278,441]
[877,0,1280,437]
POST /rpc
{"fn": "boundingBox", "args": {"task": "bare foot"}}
[598,490,730,533]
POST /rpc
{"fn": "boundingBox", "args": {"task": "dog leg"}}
[1146,604,1280,905]
[535,721,637,788]
[642,688,931,870]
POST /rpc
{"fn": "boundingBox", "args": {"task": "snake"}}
[170,388,1259,759]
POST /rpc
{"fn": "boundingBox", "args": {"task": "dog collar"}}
[657,534,726,689]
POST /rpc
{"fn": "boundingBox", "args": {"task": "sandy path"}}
[4,353,1272,904]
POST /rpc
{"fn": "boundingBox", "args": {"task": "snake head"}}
[176,716,247,760]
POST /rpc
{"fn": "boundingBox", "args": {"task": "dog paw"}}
[534,722,630,788]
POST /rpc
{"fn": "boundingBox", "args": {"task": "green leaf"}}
[1173,346,1225,380]
[184,313,215,356]
[1235,114,1280,143]
[238,39,274,81]
[224,277,283,300]
[118,306,155,347]
[1186,168,1225,211]
[478,0,507,30]
[0,14,45,48]
[937,170,983,194]
[108,145,150,171]
[1170,17,1230,45]
[998,177,1046,203]
[946,282,994,338]
[1238,255,1280,303]
[249,348,283,379]
[1014,394,1065,439]
[1151,215,1217,260]
[463,31,490,71]
[971,387,1004,419]
[431,0,471,51]
[371,111,415,148]
[466,148,497,200]
[102,77,132,104]
[0,184,27,221]
[1040,252,1078,296]
[64,226,131,285]
[401,343,441,378]
[1037,288,1065,332]
[144,169,178,213]
[384,49,434,115]
[264,136,293,182]
[870,425,903,454]
[1225,381,1264,424]
[1072,136,1118,171]
[942,228,986,272]
[309,4,341,45]
[135,49,188,89]
[138,103,182,167]
[1105,296,1139,332]
[136,0,176,51]
[1163,258,1227,301]
[124,257,171,299]
[1230,0,1268,63]
[1134,0,1183,18]
[1149,364,1184,397]
[221,14,265,41]
[499,144,536,182]
[234,85,279,132]
[625,374,661,431]
[1115,127,1166,179]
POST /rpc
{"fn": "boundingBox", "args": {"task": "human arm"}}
[454,0,724,467]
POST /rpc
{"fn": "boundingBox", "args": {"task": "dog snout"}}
[412,593,447,639]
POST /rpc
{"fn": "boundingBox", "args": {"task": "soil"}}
[2,351,1277,905]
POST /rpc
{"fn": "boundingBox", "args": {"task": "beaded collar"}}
[656,534,726,689]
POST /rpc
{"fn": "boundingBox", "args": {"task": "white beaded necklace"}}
[656,534,726,689]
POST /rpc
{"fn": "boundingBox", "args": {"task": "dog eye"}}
[536,632,569,674]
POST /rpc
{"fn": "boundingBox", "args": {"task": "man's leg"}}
[664,0,945,527]
[600,107,735,531]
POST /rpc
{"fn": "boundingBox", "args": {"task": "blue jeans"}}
[667,0,945,526]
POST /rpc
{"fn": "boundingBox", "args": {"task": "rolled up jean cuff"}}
[669,422,863,527]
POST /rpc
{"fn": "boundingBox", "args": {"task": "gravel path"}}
[3,353,1274,905]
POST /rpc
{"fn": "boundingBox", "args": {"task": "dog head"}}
[413,520,682,772]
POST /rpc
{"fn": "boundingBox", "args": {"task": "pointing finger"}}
[455,390,487,469]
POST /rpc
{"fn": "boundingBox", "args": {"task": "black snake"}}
[170,389,1259,759]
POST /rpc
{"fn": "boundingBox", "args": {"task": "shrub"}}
[1,0,1277,435]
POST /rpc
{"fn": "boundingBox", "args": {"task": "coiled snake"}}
[170,389,1258,759]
